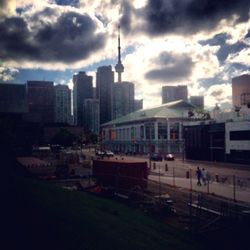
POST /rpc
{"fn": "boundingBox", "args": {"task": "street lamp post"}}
[145,122,152,170]
[181,112,185,163]
[182,139,185,163]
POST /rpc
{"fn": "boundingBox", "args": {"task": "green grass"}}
[3,162,201,250]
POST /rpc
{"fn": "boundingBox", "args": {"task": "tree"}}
[193,108,211,120]
[50,129,78,147]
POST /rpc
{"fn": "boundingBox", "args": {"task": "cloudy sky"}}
[1,0,250,110]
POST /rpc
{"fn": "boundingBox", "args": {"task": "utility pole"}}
[146,122,152,170]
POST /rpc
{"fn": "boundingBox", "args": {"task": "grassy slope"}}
[2,161,200,250]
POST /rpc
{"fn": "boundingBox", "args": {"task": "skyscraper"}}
[0,83,27,113]
[73,71,93,126]
[232,74,250,108]
[190,96,204,109]
[96,65,114,124]
[54,84,71,124]
[115,26,124,83]
[27,81,55,123]
[113,81,135,119]
[162,85,188,104]
[83,99,100,134]
[134,99,143,111]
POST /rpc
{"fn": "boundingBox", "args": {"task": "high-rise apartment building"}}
[83,99,100,134]
[96,66,114,124]
[190,96,204,109]
[73,72,93,126]
[27,81,55,123]
[0,83,28,113]
[134,99,143,111]
[113,81,134,119]
[54,84,71,124]
[232,74,250,108]
[162,85,188,104]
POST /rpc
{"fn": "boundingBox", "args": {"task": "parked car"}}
[150,153,163,161]
[105,150,114,157]
[95,150,105,157]
[165,153,175,161]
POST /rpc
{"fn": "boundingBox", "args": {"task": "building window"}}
[170,122,179,140]
[140,125,144,139]
[230,130,250,140]
[127,128,130,140]
[158,122,168,139]
[131,127,136,140]
[145,123,155,140]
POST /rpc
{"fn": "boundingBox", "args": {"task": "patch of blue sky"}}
[55,0,79,7]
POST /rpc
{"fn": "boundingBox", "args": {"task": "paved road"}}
[82,150,250,204]
[149,174,250,203]
[126,155,250,178]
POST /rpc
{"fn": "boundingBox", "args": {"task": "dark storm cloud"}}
[119,0,133,33]
[0,9,106,63]
[119,0,250,35]
[210,89,223,98]
[145,52,194,82]
[0,17,40,59]
[199,32,249,64]
[145,0,250,35]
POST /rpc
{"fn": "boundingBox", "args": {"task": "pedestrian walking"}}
[196,166,202,186]
[201,168,207,185]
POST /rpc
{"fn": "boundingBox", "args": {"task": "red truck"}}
[92,159,148,193]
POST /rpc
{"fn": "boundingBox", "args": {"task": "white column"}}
[179,122,182,153]
[154,121,158,153]
[143,124,146,140]
[167,121,171,152]
[167,122,170,140]
[154,121,158,140]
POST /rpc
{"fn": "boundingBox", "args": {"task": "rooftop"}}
[102,100,195,126]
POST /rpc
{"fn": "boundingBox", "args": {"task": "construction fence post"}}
[173,166,175,187]
[190,168,192,192]
[233,175,236,202]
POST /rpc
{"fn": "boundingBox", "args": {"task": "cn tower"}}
[115,25,124,83]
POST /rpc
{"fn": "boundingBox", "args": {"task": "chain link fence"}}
[149,161,250,203]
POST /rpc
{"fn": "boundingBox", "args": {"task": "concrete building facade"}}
[96,66,114,124]
[83,99,100,135]
[73,72,93,126]
[27,81,55,123]
[225,121,250,164]
[184,113,250,164]
[232,74,250,108]
[54,84,71,124]
[162,85,188,104]
[0,83,28,113]
[134,99,143,111]
[113,81,135,119]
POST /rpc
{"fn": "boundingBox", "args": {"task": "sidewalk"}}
[149,173,250,204]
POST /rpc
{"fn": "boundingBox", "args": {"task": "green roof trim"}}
[102,100,195,127]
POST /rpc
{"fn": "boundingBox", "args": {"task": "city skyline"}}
[1,0,250,110]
